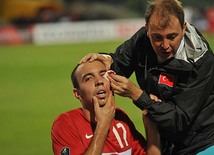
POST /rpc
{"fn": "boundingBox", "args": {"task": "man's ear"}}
[145,23,149,37]
[73,88,82,100]
[182,21,187,35]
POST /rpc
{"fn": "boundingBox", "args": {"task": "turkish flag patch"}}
[158,72,176,87]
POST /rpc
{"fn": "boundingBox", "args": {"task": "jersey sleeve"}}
[115,108,147,155]
[51,113,85,155]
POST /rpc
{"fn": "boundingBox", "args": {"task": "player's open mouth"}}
[96,90,106,98]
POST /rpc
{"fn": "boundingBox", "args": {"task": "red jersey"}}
[51,108,147,155]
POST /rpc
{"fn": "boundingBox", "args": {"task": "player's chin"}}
[98,98,107,107]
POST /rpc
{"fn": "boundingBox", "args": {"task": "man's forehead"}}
[80,60,105,69]
[148,12,179,29]
[77,61,106,75]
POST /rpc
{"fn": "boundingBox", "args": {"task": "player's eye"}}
[84,76,93,82]
[100,72,106,77]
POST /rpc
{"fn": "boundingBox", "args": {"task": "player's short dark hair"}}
[145,0,185,28]
[71,64,80,89]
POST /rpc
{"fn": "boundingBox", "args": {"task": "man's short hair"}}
[71,64,81,89]
[145,0,185,28]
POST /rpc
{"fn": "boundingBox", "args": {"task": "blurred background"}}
[0,0,214,155]
[0,0,214,45]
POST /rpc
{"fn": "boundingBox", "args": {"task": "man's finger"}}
[109,74,127,84]
[110,82,123,93]
[107,75,117,84]
[142,109,148,116]
[92,96,99,110]
[106,91,115,107]
[79,53,95,64]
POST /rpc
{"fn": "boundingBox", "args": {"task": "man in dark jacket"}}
[80,0,214,154]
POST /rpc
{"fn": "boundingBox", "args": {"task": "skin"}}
[146,13,186,60]
[74,60,115,154]
[74,60,161,155]
[77,4,186,155]
[73,60,114,123]
[108,13,187,100]
[79,13,186,101]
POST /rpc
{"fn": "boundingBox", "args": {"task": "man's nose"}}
[95,76,104,87]
[161,39,170,49]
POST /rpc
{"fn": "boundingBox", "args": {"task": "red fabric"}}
[51,108,146,155]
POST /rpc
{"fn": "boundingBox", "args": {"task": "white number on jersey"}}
[112,123,128,148]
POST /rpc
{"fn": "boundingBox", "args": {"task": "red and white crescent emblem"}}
[158,72,175,87]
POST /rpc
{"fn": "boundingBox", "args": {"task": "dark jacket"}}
[110,23,214,155]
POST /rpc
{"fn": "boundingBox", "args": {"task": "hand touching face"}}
[73,60,112,109]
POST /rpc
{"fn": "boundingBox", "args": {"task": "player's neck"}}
[82,107,97,124]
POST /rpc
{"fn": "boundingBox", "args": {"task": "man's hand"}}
[84,92,115,155]
[107,74,143,101]
[93,91,115,126]
[79,53,112,70]
[149,94,162,102]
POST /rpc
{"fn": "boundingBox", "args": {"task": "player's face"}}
[74,60,111,108]
[146,13,186,60]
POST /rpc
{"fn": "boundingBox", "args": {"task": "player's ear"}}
[73,88,82,100]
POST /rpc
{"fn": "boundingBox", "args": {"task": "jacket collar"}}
[184,22,208,62]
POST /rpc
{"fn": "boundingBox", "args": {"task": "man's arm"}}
[143,112,161,155]
[83,120,111,155]
[84,93,115,155]
[79,53,113,70]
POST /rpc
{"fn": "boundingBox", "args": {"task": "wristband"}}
[133,92,153,110]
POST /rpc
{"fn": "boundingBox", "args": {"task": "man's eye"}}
[168,36,175,40]
[101,73,105,77]
[85,77,92,81]
[167,35,176,40]
[153,35,162,41]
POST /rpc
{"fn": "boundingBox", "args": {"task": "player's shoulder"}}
[53,108,83,124]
